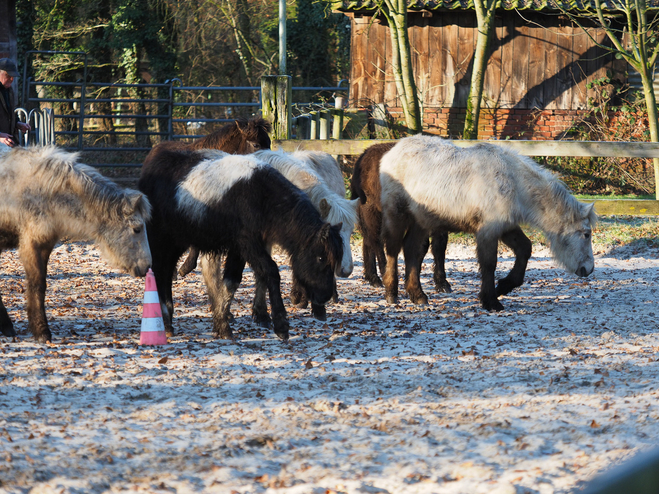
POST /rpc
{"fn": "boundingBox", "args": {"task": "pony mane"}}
[18,146,150,221]
[254,150,358,229]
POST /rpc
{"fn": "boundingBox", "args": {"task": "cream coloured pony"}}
[380,135,597,311]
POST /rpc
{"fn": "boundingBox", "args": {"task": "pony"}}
[177,149,358,321]
[0,146,152,343]
[137,147,343,341]
[350,142,452,292]
[150,116,272,155]
[380,135,597,311]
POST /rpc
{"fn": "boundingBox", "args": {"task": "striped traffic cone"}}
[139,268,168,345]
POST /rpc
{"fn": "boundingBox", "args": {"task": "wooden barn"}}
[331,0,644,139]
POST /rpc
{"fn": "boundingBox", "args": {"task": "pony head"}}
[96,190,152,277]
[548,201,597,277]
[291,222,344,304]
[236,117,272,153]
[318,197,359,278]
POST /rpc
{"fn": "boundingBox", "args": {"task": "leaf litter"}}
[0,238,658,493]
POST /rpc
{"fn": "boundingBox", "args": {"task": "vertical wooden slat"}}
[442,14,458,106]
[572,24,589,110]
[428,14,445,105]
[349,16,366,106]
[483,15,502,109]
[511,17,529,108]
[543,19,559,110]
[412,13,431,111]
[455,13,475,107]
[556,18,574,110]
[497,15,525,108]
[527,15,546,109]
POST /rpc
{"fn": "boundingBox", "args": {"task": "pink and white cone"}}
[139,268,168,345]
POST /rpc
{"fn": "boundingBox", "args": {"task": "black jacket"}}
[0,85,19,143]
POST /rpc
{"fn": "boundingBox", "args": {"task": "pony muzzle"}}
[576,265,593,277]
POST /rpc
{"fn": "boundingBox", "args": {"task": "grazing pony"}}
[251,150,358,321]
[350,143,451,292]
[380,135,597,311]
[138,148,343,341]
[0,146,152,343]
[149,117,272,156]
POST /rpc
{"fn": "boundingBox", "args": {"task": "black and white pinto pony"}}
[380,135,597,311]
[0,146,152,342]
[178,149,358,321]
[138,147,343,341]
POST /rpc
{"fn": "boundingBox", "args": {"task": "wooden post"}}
[309,111,319,139]
[331,109,343,139]
[319,110,330,139]
[261,75,291,140]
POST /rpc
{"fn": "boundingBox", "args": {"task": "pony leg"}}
[0,292,15,338]
[431,231,452,293]
[381,213,407,305]
[177,247,200,278]
[202,251,244,339]
[359,205,385,287]
[496,227,532,297]
[403,222,430,305]
[248,254,289,341]
[475,230,504,312]
[151,248,182,336]
[252,273,271,328]
[19,240,55,343]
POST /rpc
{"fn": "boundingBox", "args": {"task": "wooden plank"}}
[349,17,367,106]
[526,15,545,109]
[274,139,659,159]
[383,19,398,108]
[428,15,444,105]
[370,20,387,104]
[443,13,458,106]
[455,13,475,107]
[499,15,514,109]
[511,18,529,109]
[483,15,503,109]
[571,25,589,110]
[412,13,430,109]
[555,18,574,110]
[543,20,559,110]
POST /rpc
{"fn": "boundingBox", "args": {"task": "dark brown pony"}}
[350,142,452,293]
[151,117,272,155]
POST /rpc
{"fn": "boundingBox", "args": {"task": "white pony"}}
[379,134,597,311]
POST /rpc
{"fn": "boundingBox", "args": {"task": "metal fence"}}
[19,54,348,154]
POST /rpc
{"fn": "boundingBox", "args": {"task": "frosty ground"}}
[0,235,658,494]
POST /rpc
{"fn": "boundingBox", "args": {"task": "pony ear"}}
[125,191,151,218]
[319,198,332,219]
[584,202,598,224]
[318,222,331,241]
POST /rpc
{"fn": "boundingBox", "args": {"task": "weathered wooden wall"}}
[348,11,624,111]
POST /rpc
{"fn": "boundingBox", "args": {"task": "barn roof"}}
[331,0,659,13]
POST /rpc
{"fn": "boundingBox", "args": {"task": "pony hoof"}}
[311,304,327,321]
[482,300,505,312]
[295,300,309,309]
[274,329,290,342]
[35,333,52,344]
[213,329,234,340]
[365,276,383,288]
[410,295,429,305]
[1,324,16,338]
[252,313,271,328]
[385,294,398,305]
[435,281,452,293]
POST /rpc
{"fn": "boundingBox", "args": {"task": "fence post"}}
[310,111,319,139]
[319,110,330,139]
[331,109,343,139]
[261,75,291,139]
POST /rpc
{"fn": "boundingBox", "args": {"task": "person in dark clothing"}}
[0,58,30,147]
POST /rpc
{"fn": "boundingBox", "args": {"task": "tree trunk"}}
[383,0,422,133]
[639,66,659,197]
[463,0,496,139]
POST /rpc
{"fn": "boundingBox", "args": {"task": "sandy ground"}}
[0,239,658,494]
